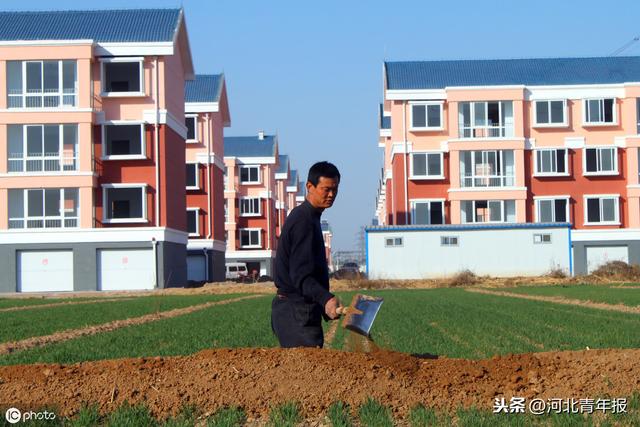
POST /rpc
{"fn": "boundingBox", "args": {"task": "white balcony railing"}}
[459,124,513,139]
[8,152,78,172]
[8,217,78,229]
[460,173,515,188]
[8,88,77,109]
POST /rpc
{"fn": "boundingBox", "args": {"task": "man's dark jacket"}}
[274,200,333,306]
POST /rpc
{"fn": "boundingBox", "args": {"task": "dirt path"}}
[323,319,340,348]
[0,298,136,313]
[0,295,263,355]
[466,288,640,313]
[1,347,638,420]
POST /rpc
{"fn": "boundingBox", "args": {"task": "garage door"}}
[98,249,154,291]
[187,255,206,282]
[17,250,74,292]
[586,246,629,274]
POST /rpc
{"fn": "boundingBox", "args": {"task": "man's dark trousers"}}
[271,295,324,348]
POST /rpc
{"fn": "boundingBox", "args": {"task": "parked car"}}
[334,262,361,279]
[225,262,248,281]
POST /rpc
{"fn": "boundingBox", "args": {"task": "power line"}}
[609,36,640,56]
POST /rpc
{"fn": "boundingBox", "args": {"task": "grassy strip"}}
[332,289,640,358]
[327,401,353,427]
[268,402,302,427]
[0,294,243,344]
[358,397,393,427]
[501,284,640,307]
[0,295,276,365]
[0,297,110,310]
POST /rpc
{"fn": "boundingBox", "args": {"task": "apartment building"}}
[274,154,290,237]
[377,56,640,274]
[0,9,194,292]
[321,219,334,272]
[224,133,279,277]
[184,74,230,282]
[286,169,300,214]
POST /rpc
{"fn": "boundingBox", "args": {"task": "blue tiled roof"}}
[385,57,640,90]
[185,74,223,103]
[288,169,298,188]
[224,135,276,158]
[0,9,181,42]
[379,104,390,129]
[276,155,289,174]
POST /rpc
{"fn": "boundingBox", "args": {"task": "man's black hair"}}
[307,161,340,186]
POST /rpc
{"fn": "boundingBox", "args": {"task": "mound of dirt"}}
[1,347,639,421]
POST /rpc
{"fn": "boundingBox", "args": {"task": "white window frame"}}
[100,57,145,97]
[409,101,444,131]
[533,148,569,177]
[239,197,261,217]
[583,98,617,126]
[102,183,147,224]
[533,196,570,223]
[533,234,552,244]
[532,100,568,127]
[583,194,620,226]
[459,149,516,187]
[461,200,516,224]
[186,207,199,237]
[582,146,618,176]
[239,165,261,185]
[7,124,79,173]
[410,198,445,225]
[239,228,261,248]
[384,237,403,247]
[440,236,459,246]
[458,101,514,139]
[101,122,146,160]
[185,114,198,143]
[186,163,200,190]
[7,60,78,109]
[410,152,444,180]
[8,188,79,229]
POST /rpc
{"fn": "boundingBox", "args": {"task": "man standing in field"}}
[271,161,341,348]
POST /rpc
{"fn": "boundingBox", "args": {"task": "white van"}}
[225,262,248,280]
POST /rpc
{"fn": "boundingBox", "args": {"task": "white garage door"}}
[187,255,206,282]
[586,246,629,274]
[17,250,74,292]
[98,249,155,291]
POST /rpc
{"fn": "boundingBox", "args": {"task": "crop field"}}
[0,283,639,425]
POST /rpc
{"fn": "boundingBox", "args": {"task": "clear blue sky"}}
[5,0,640,250]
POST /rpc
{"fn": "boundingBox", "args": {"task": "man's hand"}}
[324,297,340,320]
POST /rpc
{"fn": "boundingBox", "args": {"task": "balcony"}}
[461,173,515,188]
[9,217,78,229]
[458,124,513,139]
[8,152,78,173]
[8,89,77,109]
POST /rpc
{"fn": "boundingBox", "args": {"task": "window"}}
[534,149,568,175]
[585,196,619,224]
[101,59,143,95]
[411,200,444,225]
[240,197,261,216]
[240,229,261,248]
[535,198,568,223]
[187,209,199,236]
[461,200,516,223]
[458,101,514,138]
[186,164,199,189]
[7,124,78,172]
[240,165,260,184]
[103,185,146,223]
[584,98,616,125]
[411,152,443,179]
[637,99,640,134]
[8,188,78,229]
[460,150,515,187]
[185,116,197,142]
[385,237,403,247]
[102,124,144,158]
[533,234,552,244]
[7,60,77,108]
[410,102,443,130]
[440,236,459,246]
[534,100,566,126]
[584,147,617,175]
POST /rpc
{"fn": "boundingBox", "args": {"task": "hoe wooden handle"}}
[336,306,349,316]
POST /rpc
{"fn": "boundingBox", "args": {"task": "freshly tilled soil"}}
[1,347,638,421]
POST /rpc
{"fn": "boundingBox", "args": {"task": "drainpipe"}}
[154,56,160,227]
[266,165,271,250]
[152,237,158,288]
[205,113,212,240]
[402,102,409,224]
[202,247,209,283]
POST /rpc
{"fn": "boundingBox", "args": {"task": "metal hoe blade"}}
[342,294,383,337]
